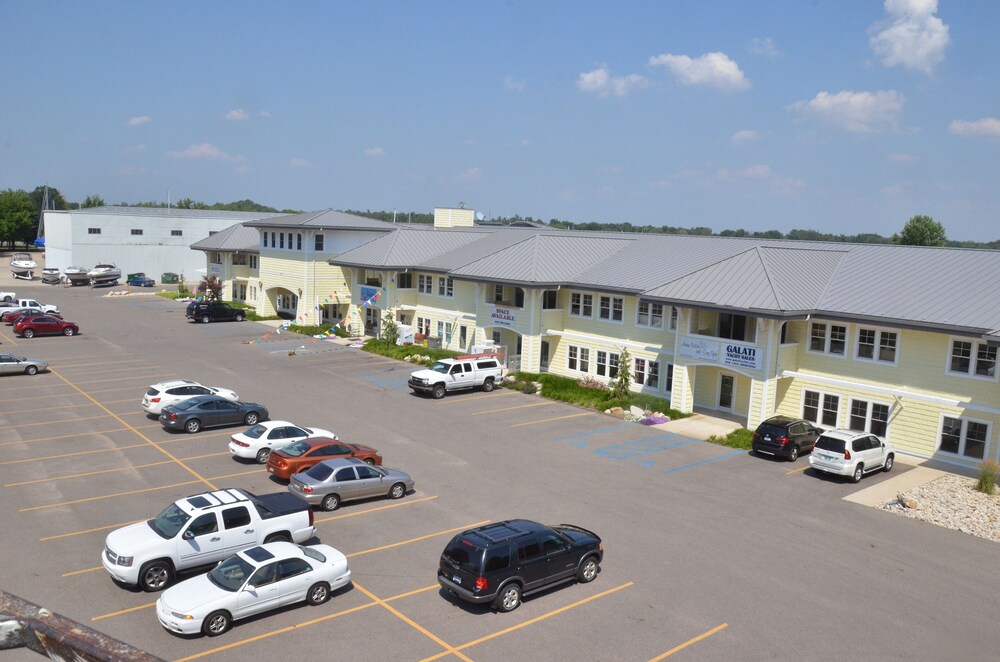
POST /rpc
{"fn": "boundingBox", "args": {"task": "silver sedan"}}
[0,353,49,376]
[289,457,414,511]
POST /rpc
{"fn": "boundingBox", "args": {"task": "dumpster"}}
[161,272,180,284]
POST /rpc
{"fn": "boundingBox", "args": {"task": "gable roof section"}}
[329,227,494,269]
[243,209,394,230]
[190,223,260,252]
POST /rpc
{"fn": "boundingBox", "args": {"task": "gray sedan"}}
[159,394,268,433]
[289,457,414,511]
[0,353,49,376]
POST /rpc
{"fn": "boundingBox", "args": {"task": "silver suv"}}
[809,429,895,483]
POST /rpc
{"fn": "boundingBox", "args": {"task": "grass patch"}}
[503,371,686,420]
[706,427,753,450]
[361,339,462,363]
[157,291,183,300]
[977,459,999,496]
[287,324,349,337]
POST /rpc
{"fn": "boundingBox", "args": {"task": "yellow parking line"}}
[0,389,80,403]
[511,412,595,427]
[0,414,113,430]
[785,465,809,475]
[63,566,103,577]
[48,352,142,364]
[20,469,258,512]
[2,401,97,416]
[55,358,146,370]
[42,518,146,541]
[314,495,438,524]
[85,384,169,395]
[471,401,550,415]
[68,374,169,385]
[648,623,729,660]
[421,581,635,661]
[7,452,229,487]
[56,366,159,378]
[355,582,472,662]
[91,602,155,621]
[348,521,490,558]
[437,390,517,403]
[0,428,132,448]
[0,331,17,345]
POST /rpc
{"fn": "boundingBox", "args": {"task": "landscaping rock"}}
[606,407,625,418]
[897,493,918,509]
[629,405,645,418]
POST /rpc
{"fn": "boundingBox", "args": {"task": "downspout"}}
[760,319,774,427]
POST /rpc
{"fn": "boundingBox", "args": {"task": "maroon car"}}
[14,316,79,338]
[2,308,60,324]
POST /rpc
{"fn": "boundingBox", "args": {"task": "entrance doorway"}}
[540,341,550,371]
[719,374,734,411]
[364,307,380,336]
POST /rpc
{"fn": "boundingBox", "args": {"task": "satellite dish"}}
[475,212,485,221]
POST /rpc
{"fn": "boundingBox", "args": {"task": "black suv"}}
[752,416,822,461]
[438,519,602,612]
[185,301,245,323]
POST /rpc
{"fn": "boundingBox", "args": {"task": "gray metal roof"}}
[190,223,260,252]
[328,227,491,270]
[243,209,395,231]
[57,206,283,220]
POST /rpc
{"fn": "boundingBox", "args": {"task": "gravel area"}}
[880,474,1000,542]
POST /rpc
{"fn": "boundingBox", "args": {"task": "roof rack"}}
[454,353,505,360]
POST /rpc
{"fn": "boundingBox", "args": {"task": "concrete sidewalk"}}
[844,454,965,507]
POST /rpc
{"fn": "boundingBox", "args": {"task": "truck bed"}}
[240,489,311,519]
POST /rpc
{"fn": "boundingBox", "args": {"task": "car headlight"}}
[171,611,195,620]
[117,556,134,567]
[419,378,429,385]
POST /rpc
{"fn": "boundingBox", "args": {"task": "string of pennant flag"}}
[245,288,383,345]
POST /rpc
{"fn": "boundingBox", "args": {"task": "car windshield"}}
[442,538,484,573]
[148,503,191,539]
[429,362,451,374]
[243,424,267,439]
[208,555,255,592]
[300,545,327,563]
[283,440,312,457]
[756,423,789,437]
[304,463,335,481]
[815,436,846,453]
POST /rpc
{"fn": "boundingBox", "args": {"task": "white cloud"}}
[258,111,271,118]
[125,144,147,153]
[364,147,385,157]
[225,109,250,121]
[648,52,749,91]
[789,90,904,133]
[731,130,759,145]
[288,157,311,168]
[748,38,779,59]
[949,118,1000,137]
[504,76,525,92]
[128,116,151,126]
[869,0,949,75]
[457,167,482,183]
[167,143,243,162]
[577,66,649,98]
[889,152,917,162]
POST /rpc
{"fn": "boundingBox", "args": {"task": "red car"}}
[266,437,382,480]
[2,308,61,324]
[14,315,79,338]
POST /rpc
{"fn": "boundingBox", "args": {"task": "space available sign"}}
[679,336,761,370]
[490,304,516,328]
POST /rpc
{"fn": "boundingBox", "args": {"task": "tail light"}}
[302,485,313,493]
[777,436,789,446]
[151,397,161,403]
[843,449,851,460]
[168,412,177,420]
[308,510,314,526]
[475,577,488,592]
[232,439,249,447]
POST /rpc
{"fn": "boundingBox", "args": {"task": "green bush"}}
[977,459,999,495]
[506,371,685,419]
[361,339,461,362]
[287,324,347,337]
[706,428,753,450]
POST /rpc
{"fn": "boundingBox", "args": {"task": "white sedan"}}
[229,421,336,464]
[156,542,351,637]
[142,380,239,415]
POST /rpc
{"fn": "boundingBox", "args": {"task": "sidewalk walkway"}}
[844,454,971,507]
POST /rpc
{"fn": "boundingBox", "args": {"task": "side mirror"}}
[182,530,194,540]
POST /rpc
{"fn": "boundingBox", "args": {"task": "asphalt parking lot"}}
[2,282,1000,661]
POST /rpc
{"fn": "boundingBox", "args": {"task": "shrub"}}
[520,381,538,394]
[609,347,631,399]
[706,428,753,450]
[977,459,999,496]
[361,339,460,363]
[577,375,609,391]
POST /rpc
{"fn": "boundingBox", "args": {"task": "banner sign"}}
[679,336,761,370]
[490,304,516,328]
[360,286,381,308]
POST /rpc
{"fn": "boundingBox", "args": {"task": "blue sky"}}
[2,1,998,240]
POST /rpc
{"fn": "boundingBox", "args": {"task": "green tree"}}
[893,215,946,246]
[0,189,36,249]
[199,274,223,301]
[610,347,632,399]
[82,194,106,208]
[381,310,399,345]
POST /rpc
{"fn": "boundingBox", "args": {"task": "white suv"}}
[141,380,239,415]
[809,429,895,483]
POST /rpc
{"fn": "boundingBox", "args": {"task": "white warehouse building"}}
[42,206,283,283]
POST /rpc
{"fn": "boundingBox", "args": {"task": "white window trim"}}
[945,337,999,382]
[802,388,840,428]
[854,325,900,367]
[595,350,621,378]
[437,276,454,298]
[569,292,594,319]
[633,357,660,389]
[936,413,992,460]
[807,321,849,359]
[636,301,665,329]
[567,344,590,373]
[847,397,892,440]
[597,295,625,324]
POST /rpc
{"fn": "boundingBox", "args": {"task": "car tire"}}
[202,610,232,637]
[22,329,34,339]
[64,327,75,336]
[482,377,495,392]
[432,384,445,399]
[852,464,864,483]
[264,532,290,543]
[234,312,245,322]
[883,453,894,473]
[244,412,260,426]
[578,556,600,583]
[495,583,522,612]
[787,445,799,462]
[364,458,375,466]
[25,365,38,375]
[139,560,174,592]
[389,483,406,499]
[2,295,10,302]
[306,582,331,605]
[201,315,210,324]
[255,448,271,464]
[322,494,340,511]
[185,419,201,433]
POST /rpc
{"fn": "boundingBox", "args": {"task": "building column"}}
[670,363,695,414]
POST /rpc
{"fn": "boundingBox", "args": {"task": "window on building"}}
[849,400,890,437]
[570,292,593,317]
[232,253,247,266]
[88,227,101,234]
[459,325,467,349]
[279,233,285,249]
[416,316,431,336]
[493,285,505,303]
[669,307,678,331]
[857,328,897,363]
[596,351,620,378]
[634,358,659,388]
[445,322,453,344]
[418,274,433,294]
[210,252,222,264]
[949,340,997,378]
[172,230,183,237]
[665,363,673,392]
[514,288,525,308]
[436,321,444,338]
[131,228,143,236]
[939,416,988,459]
[598,296,624,322]
[396,273,412,289]
[296,233,302,250]
[719,313,748,341]
[637,301,664,328]
[810,322,847,355]
[438,276,453,297]
[314,234,324,251]
[542,290,558,309]
[567,345,590,372]
[365,270,382,287]
[803,390,839,427]
[250,255,258,269]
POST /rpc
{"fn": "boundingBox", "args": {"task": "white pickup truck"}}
[408,355,504,399]
[17,298,59,314]
[102,488,316,591]
[0,291,14,303]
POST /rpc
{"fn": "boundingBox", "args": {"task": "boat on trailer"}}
[87,263,121,286]
[41,267,61,284]
[10,253,37,280]
[63,266,90,286]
